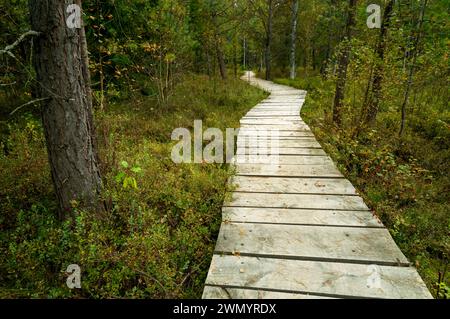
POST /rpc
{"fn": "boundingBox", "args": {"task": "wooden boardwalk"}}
[202,72,432,299]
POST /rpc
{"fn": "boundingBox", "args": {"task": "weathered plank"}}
[238,129,314,137]
[230,176,355,194]
[240,120,305,127]
[203,286,333,299]
[237,139,321,149]
[214,223,409,265]
[205,255,433,299]
[236,147,326,156]
[235,163,342,178]
[226,192,369,211]
[222,207,383,227]
[235,155,333,165]
[240,124,310,131]
[245,114,299,116]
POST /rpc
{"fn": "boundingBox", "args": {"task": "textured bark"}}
[211,0,227,80]
[289,0,299,79]
[400,0,428,137]
[265,0,274,81]
[29,0,102,219]
[363,0,395,125]
[216,44,227,80]
[332,0,358,126]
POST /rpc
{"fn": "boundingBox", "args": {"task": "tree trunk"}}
[30,0,102,219]
[399,0,428,136]
[332,0,358,126]
[265,0,274,81]
[216,43,227,80]
[211,0,227,81]
[289,0,299,79]
[363,0,395,125]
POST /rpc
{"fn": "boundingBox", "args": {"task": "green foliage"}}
[0,75,266,298]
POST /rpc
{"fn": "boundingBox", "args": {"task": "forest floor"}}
[274,70,449,298]
[0,74,267,298]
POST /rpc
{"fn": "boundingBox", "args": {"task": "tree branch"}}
[0,30,40,58]
[9,97,50,116]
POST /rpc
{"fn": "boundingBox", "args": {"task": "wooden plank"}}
[230,176,355,194]
[222,207,383,227]
[240,124,310,131]
[237,139,321,149]
[245,112,299,115]
[235,164,342,178]
[236,147,326,156]
[241,117,302,121]
[235,155,332,165]
[238,129,314,137]
[238,136,316,141]
[203,286,333,299]
[205,255,433,299]
[248,108,300,111]
[215,223,408,265]
[240,119,305,126]
[226,192,369,211]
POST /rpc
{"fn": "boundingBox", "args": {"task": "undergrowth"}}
[0,74,266,298]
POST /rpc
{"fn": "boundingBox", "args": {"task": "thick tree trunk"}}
[265,0,274,81]
[363,0,395,125]
[332,0,358,126]
[30,0,102,219]
[289,0,299,79]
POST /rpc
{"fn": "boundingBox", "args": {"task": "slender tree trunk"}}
[216,44,227,80]
[265,0,274,80]
[211,0,227,81]
[243,37,246,69]
[400,0,427,136]
[30,0,102,219]
[363,0,395,125]
[289,0,299,79]
[312,47,316,70]
[321,0,336,76]
[332,0,358,126]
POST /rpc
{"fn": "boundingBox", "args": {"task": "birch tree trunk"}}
[289,0,299,79]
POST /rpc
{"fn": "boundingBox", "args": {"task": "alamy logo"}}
[367,4,381,29]
[66,4,82,29]
[66,264,81,289]
[366,265,382,289]
[171,120,280,165]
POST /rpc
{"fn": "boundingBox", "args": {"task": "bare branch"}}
[0,30,40,58]
[9,97,50,116]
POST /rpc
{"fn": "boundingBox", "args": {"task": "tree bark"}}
[211,0,227,80]
[363,0,395,125]
[332,0,358,126]
[216,43,227,80]
[265,0,274,81]
[399,0,428,136]
[29,0,102,219]
[289,0,299,79]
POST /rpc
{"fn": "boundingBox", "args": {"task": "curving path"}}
[202,71,432,299]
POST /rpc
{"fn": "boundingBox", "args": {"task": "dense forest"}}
[0,0,448,298]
